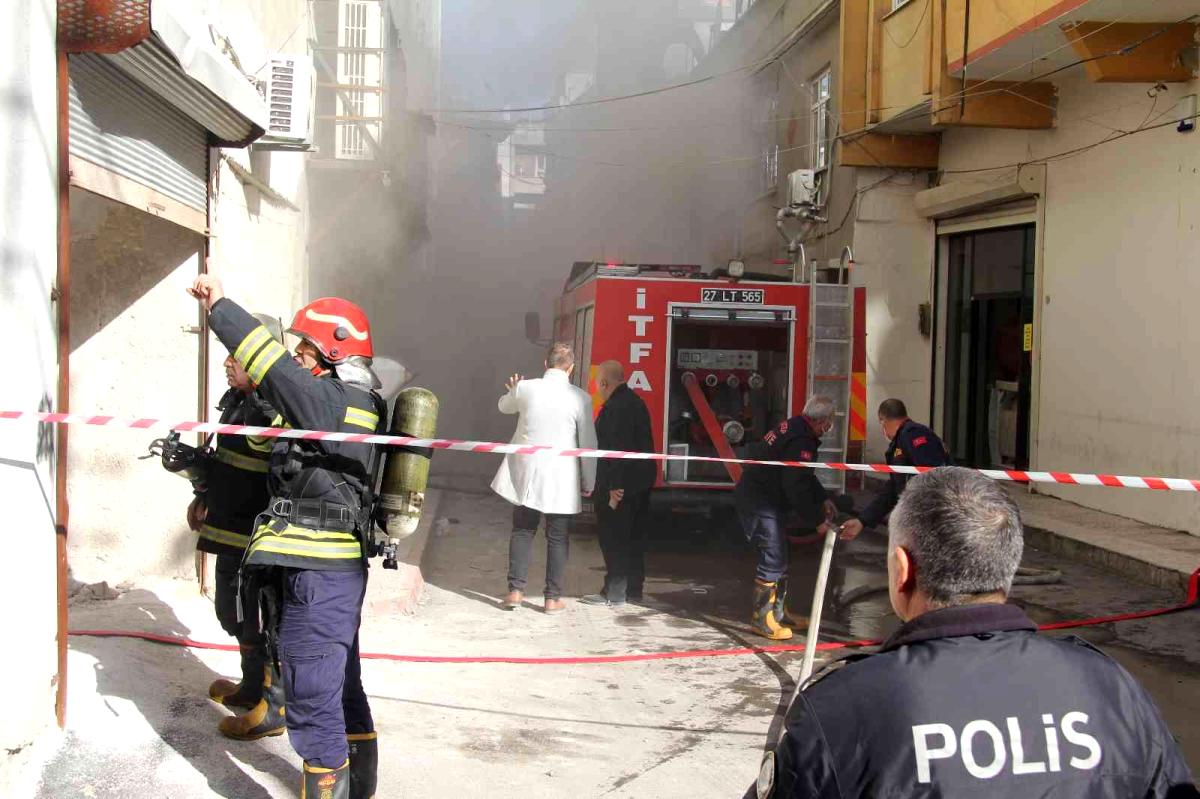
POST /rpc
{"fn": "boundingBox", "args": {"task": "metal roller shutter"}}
[68,53,207,213]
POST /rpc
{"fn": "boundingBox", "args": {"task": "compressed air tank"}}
[378,387,439,539]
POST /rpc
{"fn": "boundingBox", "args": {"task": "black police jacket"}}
[859,419,949,528]
[756,603,1197,798]
[208,298,385,570]
[196,388,274,557]
[594,383,656,496]
[735,415,827,528]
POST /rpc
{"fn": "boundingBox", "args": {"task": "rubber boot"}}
[208,644,264,710]
[218,663,286,740]
[301,759,350,799]
[773,577,809,632]
[752,580,793,640]
[348,733,379,799]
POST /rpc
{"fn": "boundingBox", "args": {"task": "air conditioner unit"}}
[260,53,313,146]
[787,169,819,208]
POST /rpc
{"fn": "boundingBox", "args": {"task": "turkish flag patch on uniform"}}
[912,436,928,447]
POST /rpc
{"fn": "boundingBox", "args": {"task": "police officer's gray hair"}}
[803,395,836,422]
[888,467,1023,606]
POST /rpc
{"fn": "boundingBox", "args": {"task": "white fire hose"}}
[798,523,842,687]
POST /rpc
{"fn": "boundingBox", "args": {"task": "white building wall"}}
[0,0,61,792]
[937,71,1200,534]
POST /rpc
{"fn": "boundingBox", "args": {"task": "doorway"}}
[940,225,1035,469]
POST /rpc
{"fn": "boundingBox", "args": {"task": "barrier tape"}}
[66,567,1199,665]
[7,409,1200,492]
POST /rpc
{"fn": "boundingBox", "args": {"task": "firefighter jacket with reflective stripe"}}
[208,298,384,571]
[735,415,828,528]
[859,419,950,528]
[196,388,274,557]
[757,603,1198,799]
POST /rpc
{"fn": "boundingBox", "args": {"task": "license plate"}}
[701,287,764,304]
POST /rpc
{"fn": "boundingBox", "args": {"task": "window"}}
[810,68,832,171]
[335,0,384,160]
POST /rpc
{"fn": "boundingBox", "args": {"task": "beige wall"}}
[937,71,1200,534]
[851,168,935,460]
[67,0,314,583]
[0,0,60,789]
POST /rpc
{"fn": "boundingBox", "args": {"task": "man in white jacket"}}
[492,342,598,613]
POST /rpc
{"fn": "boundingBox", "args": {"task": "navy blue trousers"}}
[738,511,788,583]
[277,567,373,768]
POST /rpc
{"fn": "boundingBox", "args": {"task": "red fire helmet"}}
[287,297,373,363]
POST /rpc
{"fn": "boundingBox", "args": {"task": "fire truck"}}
[547,261,867,515]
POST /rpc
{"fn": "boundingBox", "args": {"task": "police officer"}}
[187,325,286,741]
[189,275,383,799]
[735,395,838,640]
[840,398,948,541]
[753,467,1197,798]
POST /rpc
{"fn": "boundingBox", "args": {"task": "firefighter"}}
[840,398,949,541]
[188,275,383,799]
[187,320,286,741]
[735,395,838,640]
[753,468,1197,798]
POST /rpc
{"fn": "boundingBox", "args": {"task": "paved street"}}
[36,487,1200,797]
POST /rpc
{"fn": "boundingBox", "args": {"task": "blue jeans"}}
[278,567,372,768]
[738,511,788,583]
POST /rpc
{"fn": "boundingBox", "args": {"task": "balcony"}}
[838,0,1199,166]
[946,0,1198,83]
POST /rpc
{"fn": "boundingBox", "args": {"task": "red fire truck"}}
[548,261,868,514]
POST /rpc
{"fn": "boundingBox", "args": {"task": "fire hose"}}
[68,567,1197,666]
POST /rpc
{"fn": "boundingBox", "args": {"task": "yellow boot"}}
[218,664,286,740]
[752,580,793,640]
[301,759,350,799]
[208,644,263,710]
[348,732,378,799]
[774,577,809,631]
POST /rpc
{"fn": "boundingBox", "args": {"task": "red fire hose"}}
[68,569,1197,665]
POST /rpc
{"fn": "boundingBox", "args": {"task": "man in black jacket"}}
[735,396,837,640]
[841,398,949,540]
[753,467,1197,799]
[582,361,656,607]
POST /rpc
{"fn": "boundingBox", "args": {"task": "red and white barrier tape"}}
[6,410,1200,492]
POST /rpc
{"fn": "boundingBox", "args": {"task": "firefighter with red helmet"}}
[189,275,383,799]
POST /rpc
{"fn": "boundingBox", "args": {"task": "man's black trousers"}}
[595,490,649,603]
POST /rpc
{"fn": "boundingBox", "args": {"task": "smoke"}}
[310,0,781,484]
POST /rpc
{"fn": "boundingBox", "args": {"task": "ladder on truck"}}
[805,248,854,495]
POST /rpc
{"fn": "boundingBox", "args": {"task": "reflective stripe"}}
[248,537,362,559]
[344,406,379,431]
[214,447,269,473]
[199,523,250,549]
[246,435,274,454]
[246,521,363,561]
[347,732,377,742]
[247,340,288,384]
[234,326,271,365]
